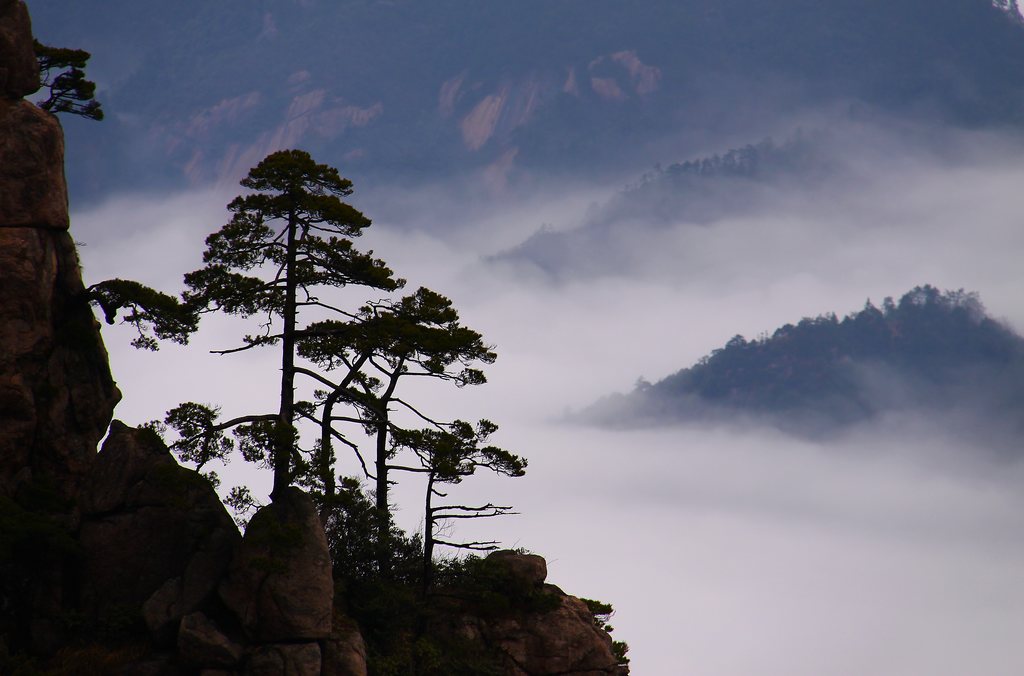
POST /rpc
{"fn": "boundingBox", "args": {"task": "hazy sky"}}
[69,121,1024,674]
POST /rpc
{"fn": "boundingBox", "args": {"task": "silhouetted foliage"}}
[167,149,400,498]
[34,40,103,120]
[391,419,525,588]
[296,286,518,577]
[87,278,198,350]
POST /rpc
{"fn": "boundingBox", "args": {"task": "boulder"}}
[0,94,112,504]
[0,0,38,99]
[177,611,243,668]
[0,224,118,502]
[435,553,628,676]
[0,2,118,655]
[78,423,240,632]
[118,655,189,676]
[486,550,548,588]
[321,617,368,676]
[219,487,333,642]
[486,591,628,675]
[245,642,322,676]
[0,100,68,229]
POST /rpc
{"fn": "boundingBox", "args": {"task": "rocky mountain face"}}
[0,5,628,674]
[0,0,119,506]
[28,0,1024,202]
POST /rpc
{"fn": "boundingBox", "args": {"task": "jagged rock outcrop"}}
[219,487,334,643]
[321,618,368,676]
[177,611,244,669]
[0,100,69,229]
[0,0,117,505]
[484,592,627,676]
[0,1,120,655]
[77,422,240,633]
[435,551,629,676]
[247,642,323,676]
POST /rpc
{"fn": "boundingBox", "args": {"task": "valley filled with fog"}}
[72,120,1024,673]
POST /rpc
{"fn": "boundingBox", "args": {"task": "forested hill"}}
[499,134,832,275]
[586,286,1024,439]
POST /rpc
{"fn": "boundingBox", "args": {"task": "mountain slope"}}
[585,286,1024,441]
[28,0,1024,202]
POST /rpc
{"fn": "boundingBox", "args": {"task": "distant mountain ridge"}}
[28,0,1024,202]
[499,134,834,276]
[584,286,1024,441]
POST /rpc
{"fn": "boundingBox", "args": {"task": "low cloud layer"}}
[72,124,1024,675]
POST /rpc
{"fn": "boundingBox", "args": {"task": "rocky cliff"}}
[1,3,629,675]
[0,0,119,505]
[1,0,121,655]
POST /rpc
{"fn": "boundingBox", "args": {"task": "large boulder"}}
[321,616,368,676]
[219,487,333,642]
[485,592,627,676]
[0,1,118,656]
[245,642,322,676]
[437,552,629,676]
[486,550,548,588]
[0,70,111,505]
[0,0,38,100]
[177,611,243,669]
[0,99,68,229]
[0,206,117,505]
[78,423,240,632]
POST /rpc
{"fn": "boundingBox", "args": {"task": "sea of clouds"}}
[71,121,1024,675]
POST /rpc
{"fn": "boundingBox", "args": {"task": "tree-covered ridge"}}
[593,286,1024,435]
[597,134,830,225]
[500,134,832,276]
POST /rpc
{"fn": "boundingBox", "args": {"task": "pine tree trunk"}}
[273,210,299,499]
[422,472,436,593]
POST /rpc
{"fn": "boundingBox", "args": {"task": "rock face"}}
[0,2,119,654]
[0,24,116,504]
[77,422,240,632]
[486,593,628,676]
[177,611,244,668]
[0,99,69,228]
[0,0,37,100]
[320,618,368,676]
[220,487,334,643]
[437,551,630,676]
[247,642,323,676]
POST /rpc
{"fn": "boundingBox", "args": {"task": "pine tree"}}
[169,149,401,499]
[34,40,103,120]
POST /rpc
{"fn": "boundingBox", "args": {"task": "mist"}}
[71,123,1024,675]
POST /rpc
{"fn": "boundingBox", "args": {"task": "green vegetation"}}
[583,598,630,668]
[602,285,1024,435]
